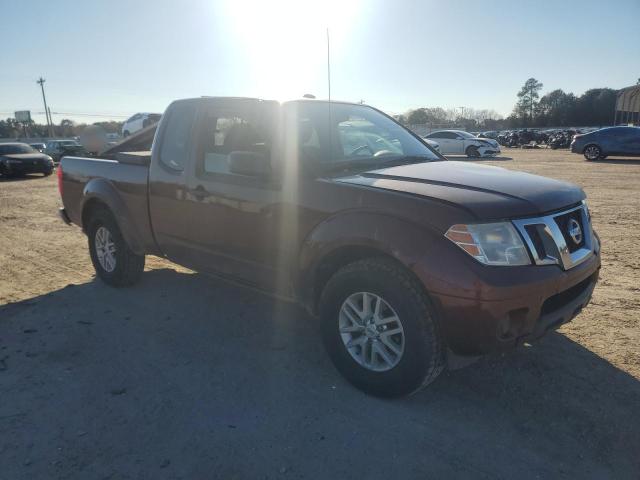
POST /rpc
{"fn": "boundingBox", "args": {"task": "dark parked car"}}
[0,142,54,177]
[45,139,86,163]
[571,126,640,160]
[58,97,601,397]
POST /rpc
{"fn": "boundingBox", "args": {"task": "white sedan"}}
[423,130,500,157]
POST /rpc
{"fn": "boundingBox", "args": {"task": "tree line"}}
[512,78,617,128]
[0,118,124,139]
[400,78,622,131]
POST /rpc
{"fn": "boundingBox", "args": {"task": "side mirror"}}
[228,151,270,177]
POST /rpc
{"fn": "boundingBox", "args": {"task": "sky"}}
[2,0,639,125]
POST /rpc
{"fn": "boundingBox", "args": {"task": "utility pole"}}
[37,77,53,138]
[48,107,54,137]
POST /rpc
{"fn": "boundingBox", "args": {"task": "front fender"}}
[81,178,146,255]
[296,210,445,308]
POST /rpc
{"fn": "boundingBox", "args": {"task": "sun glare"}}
[221,0,361,101]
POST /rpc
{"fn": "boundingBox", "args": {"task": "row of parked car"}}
[423,126,640,161]
[0,138,96,177]
[4,118,640,179]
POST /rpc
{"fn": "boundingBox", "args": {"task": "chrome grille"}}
[512,203,595,270]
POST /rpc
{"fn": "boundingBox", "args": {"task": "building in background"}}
[614,85,640,126]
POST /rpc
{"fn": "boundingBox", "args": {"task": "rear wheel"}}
[320,258,445,397]
[583,145,601,161]
[87,208,145,287]
[466,146,480,158]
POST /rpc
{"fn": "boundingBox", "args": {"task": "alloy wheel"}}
[584,145,600,160]
[338,292,405,372]
[94,226,116,272]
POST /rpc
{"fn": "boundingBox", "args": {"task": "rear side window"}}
[159,102,196,171]
[428,131,455,139]
[615,127,640,139]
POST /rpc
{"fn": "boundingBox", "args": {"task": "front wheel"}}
[466,146,480,158]
[87,209,145,287]
[320,258,445,397]
[583,145,601,161]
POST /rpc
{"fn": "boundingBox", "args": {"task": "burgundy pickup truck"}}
[58,97,600,397]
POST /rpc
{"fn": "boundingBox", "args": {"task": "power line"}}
[45,111,131,118]
[0,110,131,119]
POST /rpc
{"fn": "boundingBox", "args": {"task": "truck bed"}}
[59,154,157,254]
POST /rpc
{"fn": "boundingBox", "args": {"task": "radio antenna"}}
[326,27,331,102]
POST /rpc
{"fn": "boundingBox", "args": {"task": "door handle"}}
[191,185,208,201]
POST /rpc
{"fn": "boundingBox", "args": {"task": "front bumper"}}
[430,246,601,356]
[479,146,501,156]
[0,161,53,175]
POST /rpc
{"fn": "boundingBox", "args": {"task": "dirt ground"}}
[1,148,639,479]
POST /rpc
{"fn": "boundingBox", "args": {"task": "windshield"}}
[286,102,440,171]
[0,143,35,154]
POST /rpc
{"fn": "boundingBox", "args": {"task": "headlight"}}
[445,222,530,266]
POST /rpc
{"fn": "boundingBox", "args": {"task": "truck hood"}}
[335,160,584,219]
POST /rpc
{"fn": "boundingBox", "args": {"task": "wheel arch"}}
[80,179,145,255]
[295,211,440,315]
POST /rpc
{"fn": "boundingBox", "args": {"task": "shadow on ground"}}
[590,157,640,165]
[1,268,638,479]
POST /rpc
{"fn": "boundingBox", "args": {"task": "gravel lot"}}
[1,148,639,479]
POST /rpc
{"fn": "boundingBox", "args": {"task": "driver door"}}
[182,99,285,291]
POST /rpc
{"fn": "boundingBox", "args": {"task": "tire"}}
[43,169,53,177]
[87,208,145,287]
[123,131,130,137]
[583,145,601,161]
[465,146,480,158]
[320,257,445,397]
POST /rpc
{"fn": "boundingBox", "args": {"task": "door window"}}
[158,102,196,171]
[196,108,270,177]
